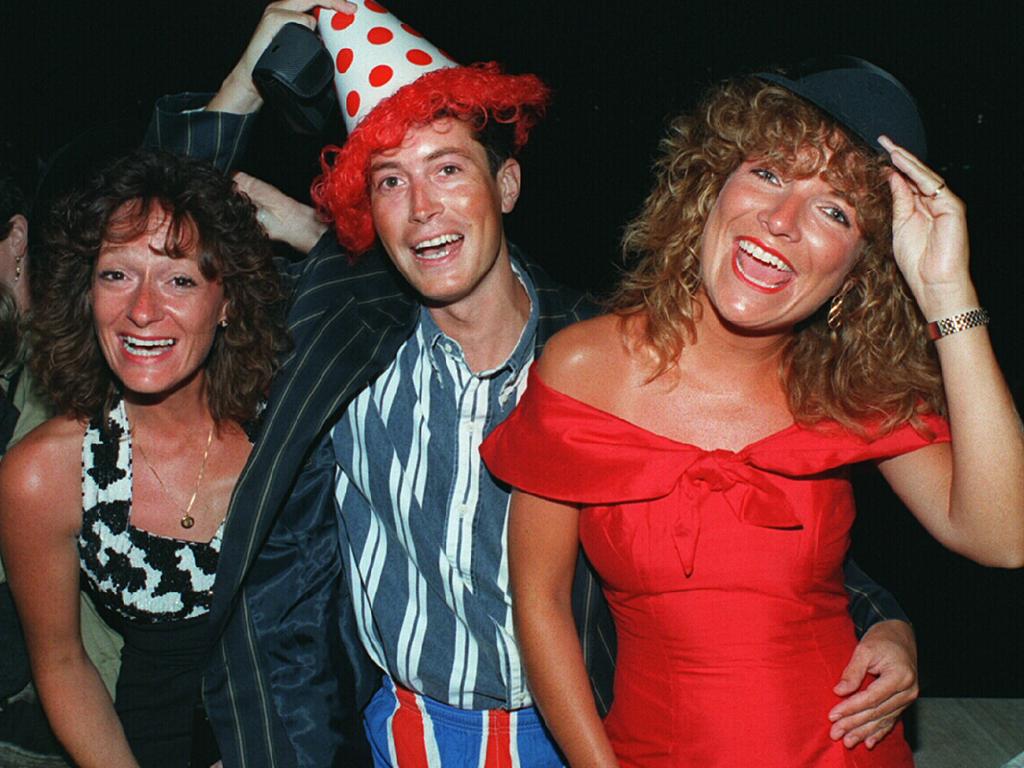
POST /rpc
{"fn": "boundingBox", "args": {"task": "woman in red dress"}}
[481,59,1024,766]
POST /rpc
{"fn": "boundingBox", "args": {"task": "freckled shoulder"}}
[535,314,633,403]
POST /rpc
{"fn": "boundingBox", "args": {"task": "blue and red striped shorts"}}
[363,677,565,767]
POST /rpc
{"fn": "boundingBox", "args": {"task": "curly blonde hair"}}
[612,78,944,434]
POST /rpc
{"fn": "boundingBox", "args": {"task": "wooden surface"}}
[912,698,1024,768]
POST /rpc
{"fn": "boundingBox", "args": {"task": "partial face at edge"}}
[698,156,865,334]
[367,117,521,308]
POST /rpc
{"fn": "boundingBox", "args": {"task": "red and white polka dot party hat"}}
[316,0,458,133]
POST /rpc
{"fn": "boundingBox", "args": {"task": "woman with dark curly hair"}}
[0,150,289,768]
[481,59,1024,766]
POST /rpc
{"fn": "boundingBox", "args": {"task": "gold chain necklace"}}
[134,424,214,529]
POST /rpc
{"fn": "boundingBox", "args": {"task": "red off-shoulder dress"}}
[482,371,949,767]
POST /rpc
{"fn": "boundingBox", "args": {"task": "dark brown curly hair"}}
[612,78,945,434]
[30,150,290,424]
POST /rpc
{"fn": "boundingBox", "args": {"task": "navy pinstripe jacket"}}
[146,95,905,768]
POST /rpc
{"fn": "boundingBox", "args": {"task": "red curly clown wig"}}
[311,62,550,255]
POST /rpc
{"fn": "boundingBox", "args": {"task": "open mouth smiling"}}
[120,334,175,358]
[412,233,464,260]
[734,238,796,292]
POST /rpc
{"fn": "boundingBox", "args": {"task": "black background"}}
[3,1,1021,696]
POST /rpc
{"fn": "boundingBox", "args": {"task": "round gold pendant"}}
[180,514,195,530]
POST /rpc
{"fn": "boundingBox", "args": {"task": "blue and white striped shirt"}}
[331,266,539,710]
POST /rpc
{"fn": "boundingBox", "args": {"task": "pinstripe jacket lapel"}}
[212,248,415,629]
[205,246,415,767]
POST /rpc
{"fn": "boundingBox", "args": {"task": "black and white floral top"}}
[78,400,223,624]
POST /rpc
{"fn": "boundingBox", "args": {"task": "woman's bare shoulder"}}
[0,415,85,530]
[536,314,636,400]
[5,413,84,461]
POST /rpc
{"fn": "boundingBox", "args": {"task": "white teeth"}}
[414,233,462,250]
[418,248,450,261]
[737,239,793,272]
[121,336,175,357]
[124,336,174,347]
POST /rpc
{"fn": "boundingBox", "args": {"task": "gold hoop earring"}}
[827,281,854,331]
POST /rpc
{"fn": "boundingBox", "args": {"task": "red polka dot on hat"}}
[336,48,354,74]
[317,2,459,133]
[406,49,433,66]
[331,12,355,30]
[367,27,393,45]
[346,90,361,118]
[369,64,394,87]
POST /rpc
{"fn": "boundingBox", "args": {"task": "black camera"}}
[252,23,338,135]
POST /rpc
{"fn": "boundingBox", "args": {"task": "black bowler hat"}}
[756,56,927,160]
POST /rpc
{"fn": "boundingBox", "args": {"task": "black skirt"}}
[106,611,219,768]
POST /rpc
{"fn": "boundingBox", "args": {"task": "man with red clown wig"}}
[146,1,921,765]
[309,47,591,768]
[313,61,550,256]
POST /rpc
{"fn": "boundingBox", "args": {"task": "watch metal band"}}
[926,308,990,341]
